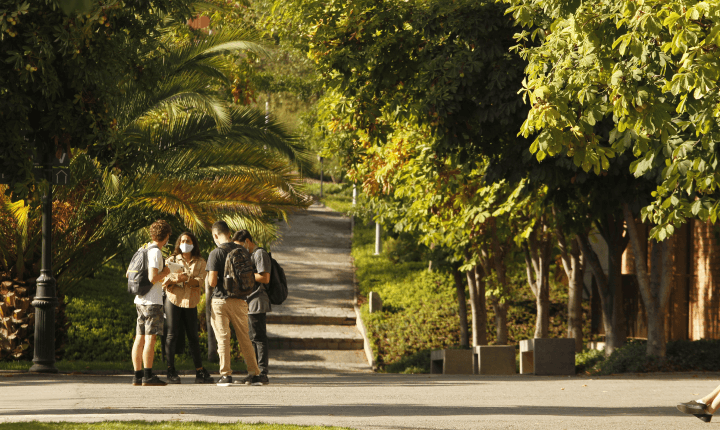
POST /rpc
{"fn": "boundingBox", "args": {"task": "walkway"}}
[0,372,716,429]
[267,202,371,373]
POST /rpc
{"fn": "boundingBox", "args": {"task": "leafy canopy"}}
[503,0,720,239]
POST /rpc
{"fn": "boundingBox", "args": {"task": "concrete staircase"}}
[267,203,372,373]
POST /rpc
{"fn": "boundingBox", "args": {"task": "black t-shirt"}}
[206,242,241,299]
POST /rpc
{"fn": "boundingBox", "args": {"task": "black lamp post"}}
[29,155,58,373]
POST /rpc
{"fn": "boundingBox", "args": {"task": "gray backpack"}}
[222,244,255,298]
[127,244,160,296]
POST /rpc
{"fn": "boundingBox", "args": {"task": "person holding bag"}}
[162,231,214,384]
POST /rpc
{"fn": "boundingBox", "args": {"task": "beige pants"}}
[210,298,260,376]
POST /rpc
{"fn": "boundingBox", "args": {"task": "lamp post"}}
[374,214,382,256]
[318,156,324,199]
[351,183,357,236]
[30,153,58,373]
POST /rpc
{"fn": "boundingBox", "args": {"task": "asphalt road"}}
[0,372,717,429]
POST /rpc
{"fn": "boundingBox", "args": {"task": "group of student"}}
[129,219,271,387]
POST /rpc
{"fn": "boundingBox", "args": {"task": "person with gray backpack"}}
[233,229,272,384]
[126,219,172,387]
[206,221,262,386]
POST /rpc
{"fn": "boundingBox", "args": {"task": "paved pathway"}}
[1,372,718,429]
[267,203,371,373]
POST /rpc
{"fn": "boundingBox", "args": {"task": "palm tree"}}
[0,23,311,360]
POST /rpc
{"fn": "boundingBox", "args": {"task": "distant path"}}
[267,202,371,373]
[0,372,714,429]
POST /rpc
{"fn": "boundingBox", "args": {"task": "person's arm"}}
[150,266,170,284]
[207,271,218,288]
[254,249,271,284]
[187,259,206,289]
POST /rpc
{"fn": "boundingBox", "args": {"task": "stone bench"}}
[430,349,473,375]
[519,338,575,376]
[473,345,516,375]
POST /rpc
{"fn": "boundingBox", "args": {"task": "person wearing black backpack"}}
[233,230,271,385]
[206,221,262,386]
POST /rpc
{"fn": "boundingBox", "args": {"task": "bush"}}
[579,339,720,375]
[575,349,605,374]
[64,261,138,361]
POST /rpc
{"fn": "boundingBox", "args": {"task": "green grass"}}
[0,423,352,430]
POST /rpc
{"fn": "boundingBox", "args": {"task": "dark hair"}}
[172,232,201,258]
[211,220,230,236]
[232,229,253,244]
[149,219,172,242]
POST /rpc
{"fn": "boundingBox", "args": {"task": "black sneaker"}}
[256,374,269,385]
[235,374,254,385]
[236,374,264,386]
[132,376,142,386]
[166,368,181,384]
[216,375,232,386]
[141,374,167,386]
[195,368,214,384]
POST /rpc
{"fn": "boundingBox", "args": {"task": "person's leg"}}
[182,306,203,370]
[143,334,156,368]
[132,305,146,373]
[703,385,720,413]
[227,299,260,376]
[210,298,232,376]
[248,313,268,375]
[132,335,145,371]
[164,300,182,370]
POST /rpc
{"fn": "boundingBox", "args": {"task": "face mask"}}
[180,243,194,253]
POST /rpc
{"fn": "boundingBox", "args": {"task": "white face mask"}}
[180,243,194,253]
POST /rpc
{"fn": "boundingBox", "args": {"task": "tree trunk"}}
[622,203,674,357]
[576,212,628,356]
[488,221,509,345]
[452,265,469,348]
[598,213,628,352]
[465,261,487,347]
[577,233,618,356]
[557,228,585,353]
[490,296,509,345]
[523,221,551,339]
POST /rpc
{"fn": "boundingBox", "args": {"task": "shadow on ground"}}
[0,404,680,418]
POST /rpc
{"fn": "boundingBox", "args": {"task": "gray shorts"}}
[136,304,163,336]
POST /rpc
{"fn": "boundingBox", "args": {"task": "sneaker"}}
[195,367,214,384]
[141,374,167,386]
[256,374,269,385]
[166,368,181,384]
[131,376,142,386]
[216,375,232,386]
[236,374,264,386]
[678,401,708,415]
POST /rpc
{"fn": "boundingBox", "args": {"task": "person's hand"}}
[178,273,189,283]
[163,273,178,286]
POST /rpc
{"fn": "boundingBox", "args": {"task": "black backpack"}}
[223,244,255,298]
[255,248,288,305]
[127,244,160,296]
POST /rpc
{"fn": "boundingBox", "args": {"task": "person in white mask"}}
[162,231,213,384]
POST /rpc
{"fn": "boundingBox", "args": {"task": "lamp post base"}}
[29,362,58,373]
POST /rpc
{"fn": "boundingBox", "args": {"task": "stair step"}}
[267,324,364,350]
[267,306,356,326]
[269,349,371,373]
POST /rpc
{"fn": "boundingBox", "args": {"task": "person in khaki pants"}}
[205,220,261,386]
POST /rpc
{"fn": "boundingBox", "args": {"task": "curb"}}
[352,256,375,371]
